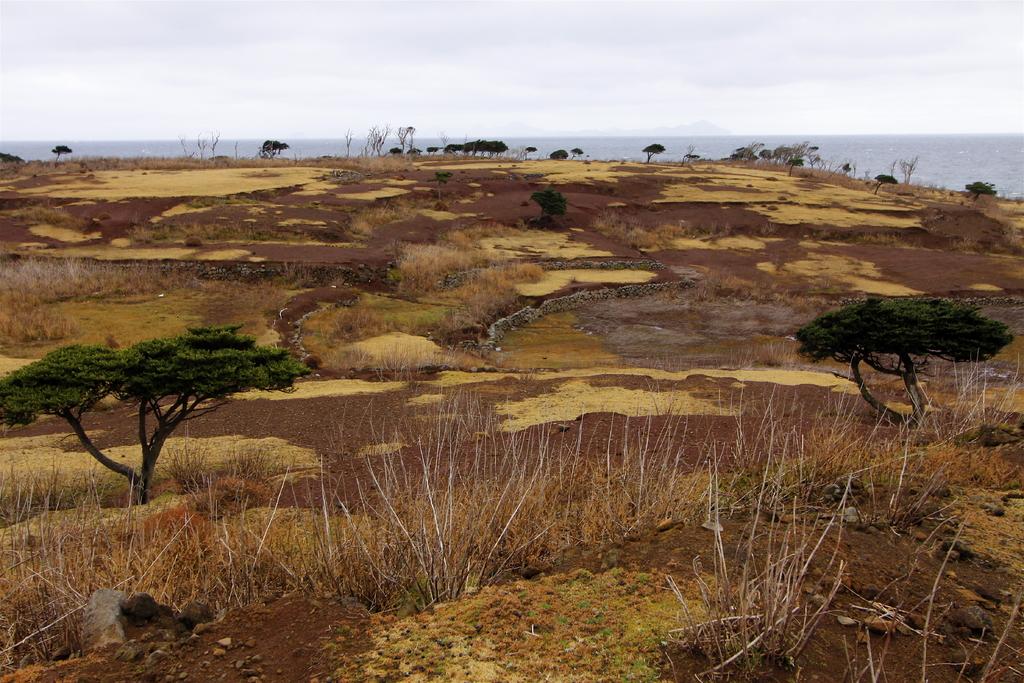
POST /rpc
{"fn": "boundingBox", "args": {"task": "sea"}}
[2,134,1021,199]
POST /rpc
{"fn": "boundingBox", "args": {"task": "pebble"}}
[216,637,233,648]
[836,615,857,626]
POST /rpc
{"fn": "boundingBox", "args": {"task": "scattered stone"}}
[656,518,676,532]
[177,600,214,629]
[863,617,894,634]
[121,592,160,622]
[843,507,860,524]
[949,605,994,634]
[145,649,168,668]
[836,615,857,626]
[194,622,215,635]
[212,648,226,657]
[51,645,73,661]
[940,539,975,560]
[81,589,127,651]
[981,502,1005,517]
[519,565,544,580]
[216,637,233,648]
[114,642,144,662]
[701,520,723,533]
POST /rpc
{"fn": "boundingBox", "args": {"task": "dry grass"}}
[0,259,186,346]
[396,243,492,294]
[592,211,691,250]
[0,371,1020,673]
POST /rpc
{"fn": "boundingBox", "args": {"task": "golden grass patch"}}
[195,248,252,260]
[0,434,317,481]
[417,209,477,221]
[239,378,406,401]
[48,246,198,260]
[27,225,101,242]
[758,253,923,296]
[347,332,444,365]
[2,167,330,199]
[422,159,637,184]
[356,441,406,457]
[407,393,445,406]
[335,187,411,201]
[496,312,619,369]
[0,355,32,376]
[666,235,777,251]
[752,203,921,228]
[109,237,132,248]
[969,283,1003,291]
[278,218,328,227]
[498,379,732,431]
[335,568,682,681]
[514,269,656,296]
[477,230,612,260]
[149,203,214,223]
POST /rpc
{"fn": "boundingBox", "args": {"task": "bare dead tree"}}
[196,135,208,160]
[898,156,919,184]
[344,129,354,157]
[685,144,696,162]
[363,124,392,156]
[396,126,413,153]
[439,131,450,152]
[406,126,416,151]
[233,141,239,159]
[888,160,898,177]
[178,136,196,159]
[209,131,220,157]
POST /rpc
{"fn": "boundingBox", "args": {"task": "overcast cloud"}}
[1,0,1021,140]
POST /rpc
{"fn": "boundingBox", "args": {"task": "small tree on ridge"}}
[643,143,665,163]
[0,326,309,503]
[796,299,1011,426]
[52,145,72,162]
[531,188,567,218]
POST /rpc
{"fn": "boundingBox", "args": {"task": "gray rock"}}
[701,520,724,533]
[81,589,127,651]
[843,507,860,524]
[176,600,213,629]
[121,592,160,622]
[949,605,994,634]
[836,615,858,626]
[114,642,144,662]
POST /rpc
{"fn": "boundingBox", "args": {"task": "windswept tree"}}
[258,140,289,159]
[0,327,309,503]
[389,147,403,155]
[797,299,1011,426]
[965,181,996,200]
[787,157,804,176]
[524,146,538,159]
[51,145,72,162]
[549,149,569,160]
[434,171,453,201]
[570,147,584,160]
[642,143,665,163]
[426,146,441,155]
[530,188,567,218]
[873,174,898,195]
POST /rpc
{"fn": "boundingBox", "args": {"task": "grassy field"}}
[1,156,1022,681]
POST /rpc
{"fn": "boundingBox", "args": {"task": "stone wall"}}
[484,279,694,346]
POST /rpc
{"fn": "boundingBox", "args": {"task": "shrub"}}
[530,188,567,217]
[549,149,569,160]
[642,144,665,163]
[965,181,996,199]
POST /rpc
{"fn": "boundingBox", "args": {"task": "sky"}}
[1,0,1022,140]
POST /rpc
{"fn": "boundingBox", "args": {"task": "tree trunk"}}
[850,356,906,425]
[899,354,928,427]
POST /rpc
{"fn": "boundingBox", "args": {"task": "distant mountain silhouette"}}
[482,121,731,137]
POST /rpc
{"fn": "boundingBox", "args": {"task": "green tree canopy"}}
[530,188,567,218]
[797,298,1011,425]
[0,326,309,502]
[549,149,569,160]
[965,181,996,199]
[570,147,584,159]
[434,171,453,200]
[873,174,898,194]
[642,144,665,163]
[787,157,804,175]
[51,145,72,161]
